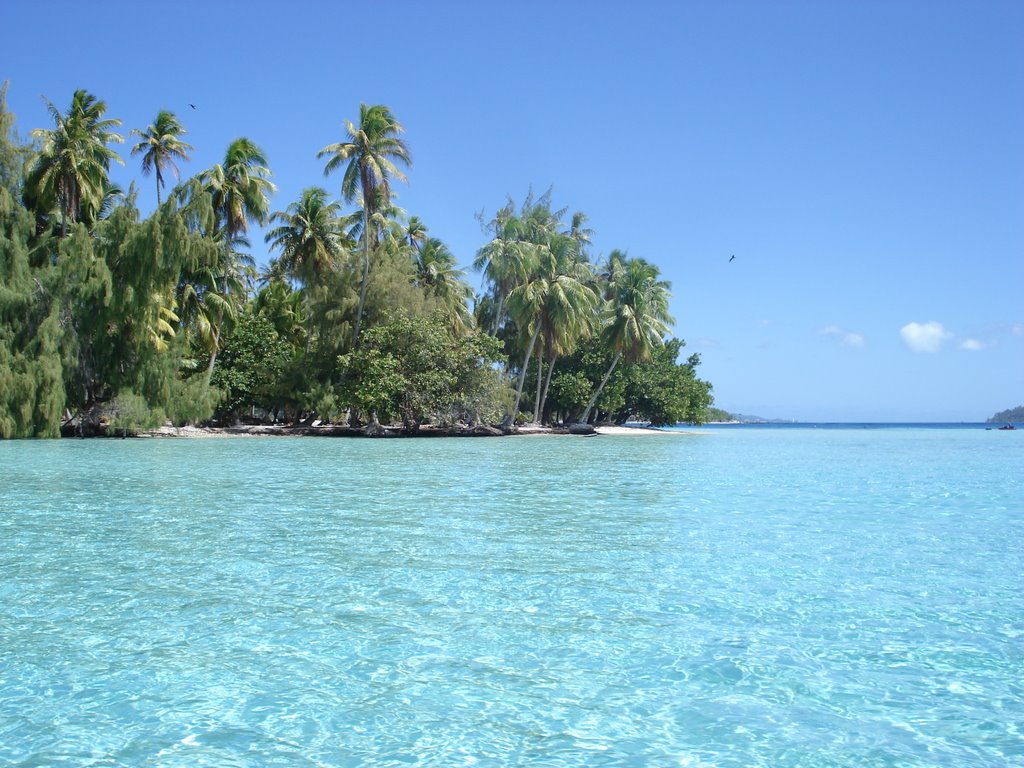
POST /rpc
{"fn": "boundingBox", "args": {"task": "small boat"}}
[998,424,1016,430]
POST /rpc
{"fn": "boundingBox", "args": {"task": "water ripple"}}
[1,431,1022,766]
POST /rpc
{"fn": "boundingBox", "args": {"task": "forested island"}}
[987,406,1024,424]
[0,85,713,438]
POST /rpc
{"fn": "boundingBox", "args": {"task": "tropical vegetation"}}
[0,83,714,437]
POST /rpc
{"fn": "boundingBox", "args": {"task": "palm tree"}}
[506,235,597,423]
[202,138,275,246]
[532,234,597,422]
[199,137,276,372]
[473,190,574,340]
[479,191,598,423]
[405,215,428,251]
[474,199,530,335]
[25,89,124,235]
[505,245,545,421]
[579,254,673,424]
[265,187,347,287]
[415,237,474,334]
[130,110,193,207]
[568,210,594,250]
[177,228,254,372]
[254,279,306,348]
[318,104,411,348]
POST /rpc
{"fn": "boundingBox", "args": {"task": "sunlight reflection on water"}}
[1,430,1022,766]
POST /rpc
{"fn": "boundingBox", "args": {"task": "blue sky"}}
[3,0,1021,421]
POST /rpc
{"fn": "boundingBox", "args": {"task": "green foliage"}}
[1,96,718,438]
[412,236,474,334]
[706,406,734,422]
[265,187,347,286]
[130,110,193,206]
[545,336,713,426]
[210,309,292,419]
[163,375,218,427]
[57,197,214,415]
[0,81,33,200]
[319,104,412,349]
[339,313,508,432]
[24,89,124,234]
[613,341,713,426]
[108,390,163,435]
[0,188,65,437]
[546,370,594,419]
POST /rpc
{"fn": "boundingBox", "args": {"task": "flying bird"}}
[189,103,196,110]
[729,254,735,263]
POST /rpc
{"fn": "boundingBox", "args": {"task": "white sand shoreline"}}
[141,423,693,439]
[593,425,689,436]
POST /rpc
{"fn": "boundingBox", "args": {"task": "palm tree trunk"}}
[352,211,370,349]
[490,293,506,336]
[580,351,622,424]
[510,325,541,421]
[206,235,233,376]
[539,356,557,422]
[532,348,544,423]
[205,321,221,375]
[59,176,71,237]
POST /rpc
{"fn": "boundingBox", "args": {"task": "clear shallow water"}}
[1,429,1022,767]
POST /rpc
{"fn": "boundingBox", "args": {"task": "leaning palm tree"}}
[505,233,597,423]
[25,89,124,235]
[265,186,347,288]
[579,255,674,424]
[318,104,411,348]
[199,137,276,372]
[130,110,193,207]
[474,200,530,335]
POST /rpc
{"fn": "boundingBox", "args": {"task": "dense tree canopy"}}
[0,85,715,437]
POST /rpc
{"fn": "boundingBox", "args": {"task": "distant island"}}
[987,406,1024,423]
[705,407,735,422]
[702,408,794,424]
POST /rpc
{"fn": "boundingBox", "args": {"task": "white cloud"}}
[900,321,952,353]
[842,331,864,347]
[960,338,990,351]
[820,325,864,347]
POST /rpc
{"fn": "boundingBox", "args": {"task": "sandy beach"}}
[594,425,687,436]
[141,423,690,439]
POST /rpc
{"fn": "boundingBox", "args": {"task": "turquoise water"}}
[1,429,1022,766]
